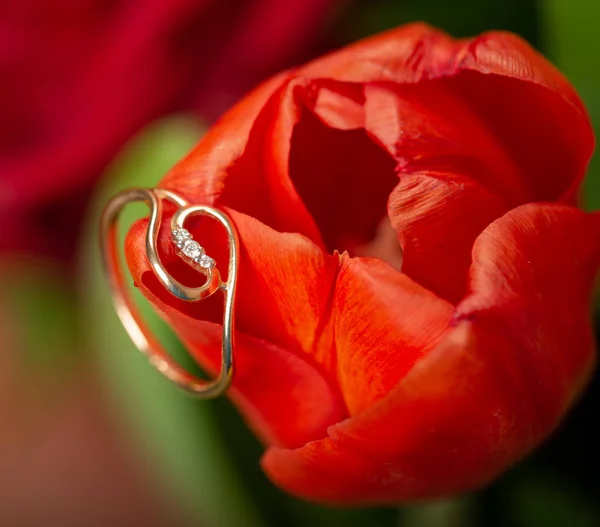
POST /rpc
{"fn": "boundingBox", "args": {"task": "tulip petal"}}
[161,74,327,247]
[125,208,347,447]
[388,172,507,303]
[137,307,345,449]
[302,23,593,203]
[333,255,453,415]
[262,204,600,504]
[228,211,341,376]
[457,203,600,413]
[363,82,528,204]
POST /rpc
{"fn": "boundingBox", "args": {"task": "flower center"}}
[289,106,401,267]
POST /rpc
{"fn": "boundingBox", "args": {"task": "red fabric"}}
[0,0,341,258]
[125,23,599,504]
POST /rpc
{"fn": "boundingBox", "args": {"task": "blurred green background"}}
[2,1,598,526]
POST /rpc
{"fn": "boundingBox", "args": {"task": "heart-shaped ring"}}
[99,187,239,398]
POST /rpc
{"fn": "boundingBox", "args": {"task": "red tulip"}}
[0,0,341,258]
[125,24,600,504]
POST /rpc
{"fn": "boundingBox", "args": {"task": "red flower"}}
[125,24,600,504]
[0,0,340,258]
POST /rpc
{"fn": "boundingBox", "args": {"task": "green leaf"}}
[542,0,600,211]
[79,114,265,527]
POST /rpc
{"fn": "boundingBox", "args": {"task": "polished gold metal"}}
[99,187,238,398]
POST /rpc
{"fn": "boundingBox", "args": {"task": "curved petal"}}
[124,208,346,447]
[457,204,600,412]
[302,23,593,203]
[262,204,600,504]
[333,255,453,415]
[127,207,340,367]
[160,74,325,245]
[363,81,528,204]
[300,23,460,82]
[388,172,506,303]
[303,24,586,115]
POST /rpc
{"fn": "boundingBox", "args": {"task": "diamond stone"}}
[198,254,215,269]
[182,240,203,259]
[172,229,191,242]
[171,228,216,269]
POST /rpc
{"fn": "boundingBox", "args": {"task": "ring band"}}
[99,187,239,398]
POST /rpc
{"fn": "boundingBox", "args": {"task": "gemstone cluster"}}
[171,228,216,269]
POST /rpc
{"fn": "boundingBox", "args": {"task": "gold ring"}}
[99,187,238,398]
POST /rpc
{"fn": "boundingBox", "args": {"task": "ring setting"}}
[100,187,239,398]
[171,228,216,269]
